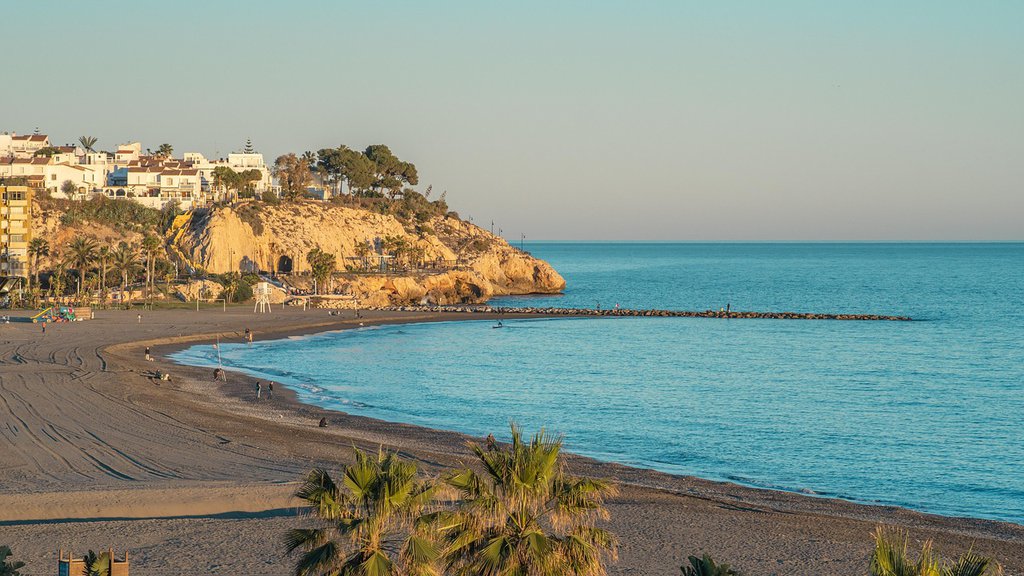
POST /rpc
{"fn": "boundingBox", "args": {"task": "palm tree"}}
[66,237,98,303]
[110,243,141,307]
[0,545,26,576]
[155,143,173,158]
[438,423,618,576]
[285,449,441,576]
[141,235,162,304]
[97,245,111,307]
[220,272,242,304]
[681,554,743,576]
[870,527,1002,576]
[82,550,111,576]
[50,259,69,303]
[27,237,50,290]
[78,135,98,153]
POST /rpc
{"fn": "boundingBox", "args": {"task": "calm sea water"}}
[171,243,1024,524]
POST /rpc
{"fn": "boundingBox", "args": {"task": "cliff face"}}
[174,201,564,305]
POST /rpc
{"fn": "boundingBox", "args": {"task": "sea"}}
[170,243,1024,524]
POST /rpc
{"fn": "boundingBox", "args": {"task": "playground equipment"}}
[31,305,89,323]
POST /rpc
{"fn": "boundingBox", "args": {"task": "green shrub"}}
[235,203,265,235]
[681,554,743,576]
[52,197,161,232]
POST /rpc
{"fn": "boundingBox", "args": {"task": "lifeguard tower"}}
[254,281,272,313]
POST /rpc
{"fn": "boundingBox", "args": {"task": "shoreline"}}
[164,314,987,525]
[1,308,1021,575]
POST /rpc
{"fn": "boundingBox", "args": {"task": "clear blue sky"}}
[5,1,1022,240]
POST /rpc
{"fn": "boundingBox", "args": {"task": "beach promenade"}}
[0,308,1021,575]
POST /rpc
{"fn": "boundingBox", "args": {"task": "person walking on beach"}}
[267,381,274,400]
[137,313,142,323]
[245,328,252,343]
[255,381,262,400]
[41,321,46,334]
[145,346,152,361]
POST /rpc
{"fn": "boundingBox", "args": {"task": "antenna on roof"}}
[243,138,255,154]
[33,126,40,134]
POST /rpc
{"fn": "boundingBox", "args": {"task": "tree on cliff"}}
[212,166,240,201]
[342,148,377,195]
[306,248,337,294]
[315,147,346,196]
[238,169,263,197]
[273,153,312,201]
[285,449,441,576]
[364,144,418,199]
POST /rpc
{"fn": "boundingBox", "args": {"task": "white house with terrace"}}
[2,131,273,209]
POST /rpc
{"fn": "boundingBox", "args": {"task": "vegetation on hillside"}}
[43,195,174,233]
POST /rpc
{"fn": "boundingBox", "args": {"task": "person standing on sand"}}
[137,313,142,323]
[255,381,262,400]
[145,346,152,361]
[267,382,274,400]
[41,321,46,334]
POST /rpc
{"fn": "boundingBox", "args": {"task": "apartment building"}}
[0,185,32,279]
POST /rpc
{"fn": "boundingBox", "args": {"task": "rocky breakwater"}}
[175,201,565,306]
[371,305,914,321]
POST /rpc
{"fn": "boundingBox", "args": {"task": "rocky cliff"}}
[173,201,564,306]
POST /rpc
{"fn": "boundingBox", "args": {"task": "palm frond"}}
[943,551,992,576]
[294,541,342,576]
[284,528,330,555]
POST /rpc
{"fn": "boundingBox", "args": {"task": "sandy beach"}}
[1,307,1021,575]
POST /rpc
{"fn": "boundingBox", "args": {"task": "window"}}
[9,234,24,243]
[51,173,57,180]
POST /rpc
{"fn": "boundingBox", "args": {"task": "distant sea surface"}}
[172,243,1024,524]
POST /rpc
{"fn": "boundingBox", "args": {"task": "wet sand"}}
[1,307,1021,575]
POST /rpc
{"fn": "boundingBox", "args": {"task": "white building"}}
[9,134,50,158]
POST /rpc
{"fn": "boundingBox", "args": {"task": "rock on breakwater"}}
[368,305,913,321]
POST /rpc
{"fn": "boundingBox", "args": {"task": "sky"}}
[3,1,1022,240]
